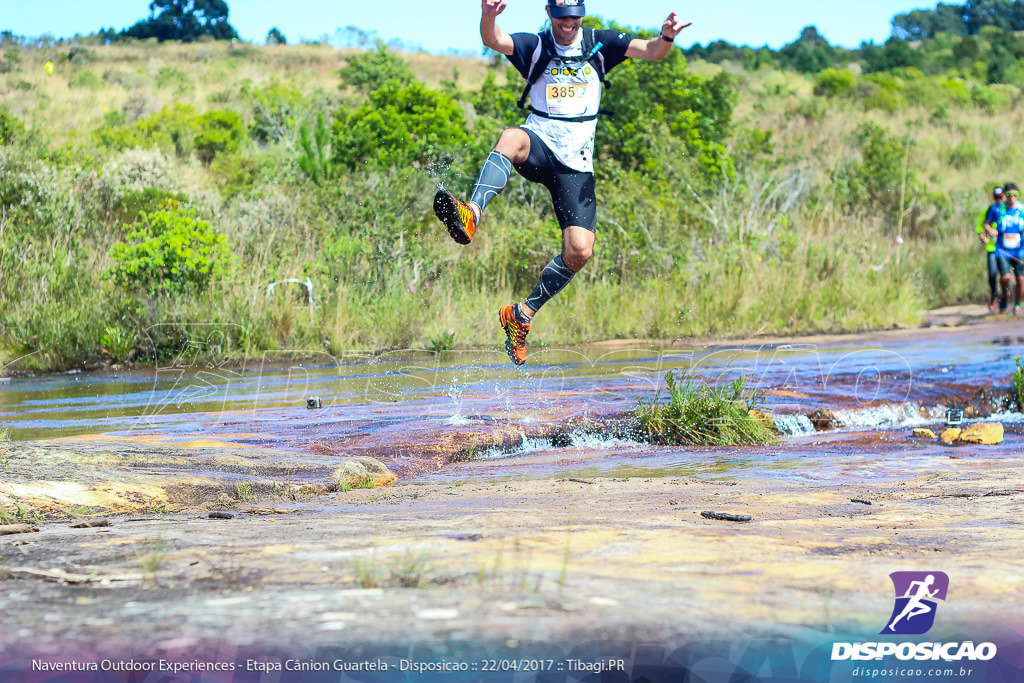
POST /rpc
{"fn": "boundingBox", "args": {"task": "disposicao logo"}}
[881,571,949,635]
[831,571,997,663]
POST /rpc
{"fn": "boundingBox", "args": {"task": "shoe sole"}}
[433,190,472,245]
[499,308,526,366]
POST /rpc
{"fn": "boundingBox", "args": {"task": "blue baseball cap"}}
[548,0,585,18]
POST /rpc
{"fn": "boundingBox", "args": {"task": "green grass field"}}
[0,33,1006,372]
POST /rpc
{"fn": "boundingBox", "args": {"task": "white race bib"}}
[545,83,588,115]
[1003,233,1021,249]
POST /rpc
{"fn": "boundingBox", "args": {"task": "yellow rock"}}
[334,457,396,490]
[957,422,1004,445]
[748,410,777,430]
[939,428,961,444]
[913,428,937,440]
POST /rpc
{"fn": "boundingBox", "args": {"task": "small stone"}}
[71,518,111,528]
[809,409,838,431]
[940,428,962,444]
[913,428,937,440]
[0,524,39,536]
[958,422,1003,445]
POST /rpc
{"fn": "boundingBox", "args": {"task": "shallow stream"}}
[2,323,1022,485]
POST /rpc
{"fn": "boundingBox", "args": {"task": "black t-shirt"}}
[506,28,633,80]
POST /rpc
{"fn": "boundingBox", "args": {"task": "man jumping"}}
[433,0,691,365]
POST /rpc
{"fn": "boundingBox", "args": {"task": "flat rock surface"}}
[2,441,1023,662]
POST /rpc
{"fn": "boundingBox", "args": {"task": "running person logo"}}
[881,571,949,635]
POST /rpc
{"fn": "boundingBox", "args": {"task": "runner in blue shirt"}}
[995,182,1024,315]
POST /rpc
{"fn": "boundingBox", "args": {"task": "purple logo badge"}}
[881,571,949,635]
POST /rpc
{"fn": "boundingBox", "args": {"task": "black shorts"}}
[513,128,597,232]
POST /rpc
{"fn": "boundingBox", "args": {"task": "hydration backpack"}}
[517,28,612,122]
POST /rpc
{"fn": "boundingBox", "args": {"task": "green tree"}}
[266,27,286,45]
[121,0,238,42]
[893,4,966,39]
[779,26,835,73]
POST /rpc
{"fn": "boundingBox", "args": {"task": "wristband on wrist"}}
[659,32,674,43]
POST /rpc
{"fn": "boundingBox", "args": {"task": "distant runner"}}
[995,182,1024,315]
[978,186,1004,311]
[433,0,691,365]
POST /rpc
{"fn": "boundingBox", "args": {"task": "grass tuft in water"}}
[633,372,778,446]
[1013,357,1024,412]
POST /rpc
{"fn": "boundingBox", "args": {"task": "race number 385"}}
[546,84,586,101]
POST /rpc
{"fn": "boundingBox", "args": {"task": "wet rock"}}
[940,428,962,444]
[958,422,1003,445]
[334,457,397,490]
[913,428,937,440]
[0,524,39,536]
[748,410,777,430]
[809,409,838,431]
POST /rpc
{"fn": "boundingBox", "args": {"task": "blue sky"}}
[3,1,935,53]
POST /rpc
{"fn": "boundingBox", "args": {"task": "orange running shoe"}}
[499,304,530,366]
[433,189,476,245]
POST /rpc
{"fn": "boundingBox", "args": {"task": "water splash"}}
[445,377,469,425]
[774,413,814,436]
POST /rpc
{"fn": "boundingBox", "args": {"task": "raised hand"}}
[661,12,692,40]
[482,0,508,18]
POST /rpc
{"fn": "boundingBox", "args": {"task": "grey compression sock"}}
[524,255,576,313]
[469,150,513,214]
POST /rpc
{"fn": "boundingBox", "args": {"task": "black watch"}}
[659,33,674,43]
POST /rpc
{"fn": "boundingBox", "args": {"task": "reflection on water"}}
[1,323,1022,481]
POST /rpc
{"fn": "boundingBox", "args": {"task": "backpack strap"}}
[517,32,556,110]
[516,28,613,119]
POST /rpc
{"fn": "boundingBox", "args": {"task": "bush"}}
[244,81,309,145]
[948,139,982,170]
[813,67,854,97]
[68,69,103,90]
[339,42,416,92]
[194,109,244,164]
[633,372,778,446]
[107,204,234,297]
[333,81,474,169]
[0,110,25,145]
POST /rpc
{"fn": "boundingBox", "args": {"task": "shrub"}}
[339,42,416,93]
[107,204,233,297]
[0,110,25,145]
[633,372,777,446]
[948,139,982,170]
[333,81,474,169]
[194,109,244,164]
[244,81,309,145]
[68,69,103,90]
[834,123,914,216]
[813,67,854,97]
[1013,358,1024,412]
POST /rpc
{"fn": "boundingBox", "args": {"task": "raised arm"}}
[625,12,692,61]
[481,0,514,56]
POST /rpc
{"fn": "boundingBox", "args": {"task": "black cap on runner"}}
[548,0,585,18]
